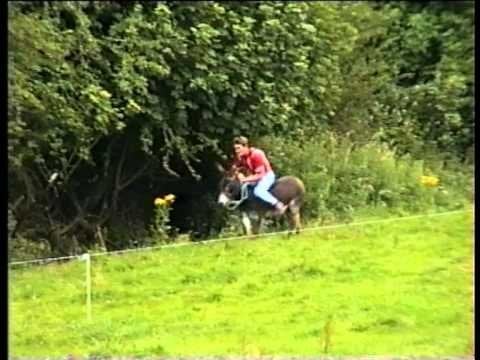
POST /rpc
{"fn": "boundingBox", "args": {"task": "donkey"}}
[217,167,306,236]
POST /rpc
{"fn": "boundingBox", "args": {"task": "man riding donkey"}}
[229,136,288,215]
[217,136,306,235]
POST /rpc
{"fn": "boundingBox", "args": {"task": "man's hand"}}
[237,172,246,182]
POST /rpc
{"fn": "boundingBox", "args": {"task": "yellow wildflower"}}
[165,194,176,203]
[154,197,166,206]
[420,175,439,187]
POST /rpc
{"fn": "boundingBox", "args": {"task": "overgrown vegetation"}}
[8,2,474,259]
[259,132,473,223]
[10,212,473,356]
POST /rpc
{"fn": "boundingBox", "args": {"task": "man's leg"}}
[253,172,287,214]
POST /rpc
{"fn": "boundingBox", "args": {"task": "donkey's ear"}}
[215,162,225,173]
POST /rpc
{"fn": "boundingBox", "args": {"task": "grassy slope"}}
[10,211,473,356]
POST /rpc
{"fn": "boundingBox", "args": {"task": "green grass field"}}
[10,211,473,356]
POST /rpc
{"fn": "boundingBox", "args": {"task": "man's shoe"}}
[274,202,288,216]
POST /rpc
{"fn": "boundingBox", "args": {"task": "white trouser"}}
[252,171,280,206]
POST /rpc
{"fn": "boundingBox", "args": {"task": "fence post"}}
[80,253,92,321]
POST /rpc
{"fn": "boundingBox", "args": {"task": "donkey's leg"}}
[252,215,263,235]
[241,212,252,236]
[288,202,302,235]
[285,210,296,237]
[292,211,302,234]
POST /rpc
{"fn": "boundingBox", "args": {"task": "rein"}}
[225,183,250,211]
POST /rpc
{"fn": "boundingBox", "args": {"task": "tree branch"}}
[65,135,103,182]
[119,158,153,191]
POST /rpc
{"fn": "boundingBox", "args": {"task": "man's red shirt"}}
[233,147,272,182]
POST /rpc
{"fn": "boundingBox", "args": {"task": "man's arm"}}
[229,157,250,179]
[240,166,266,183]
[239,150,268,183]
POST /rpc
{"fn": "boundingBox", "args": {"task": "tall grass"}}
[258,131,472,224]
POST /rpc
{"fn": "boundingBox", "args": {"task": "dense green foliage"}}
[8,2,474,258]
[259,132,472,223]
[11,212,473,355]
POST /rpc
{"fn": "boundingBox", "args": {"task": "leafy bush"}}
[9,236,52,262]
[258,132,472,224]
[8,2,473,256]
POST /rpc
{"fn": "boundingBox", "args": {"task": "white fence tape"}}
[8,209,471,267]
